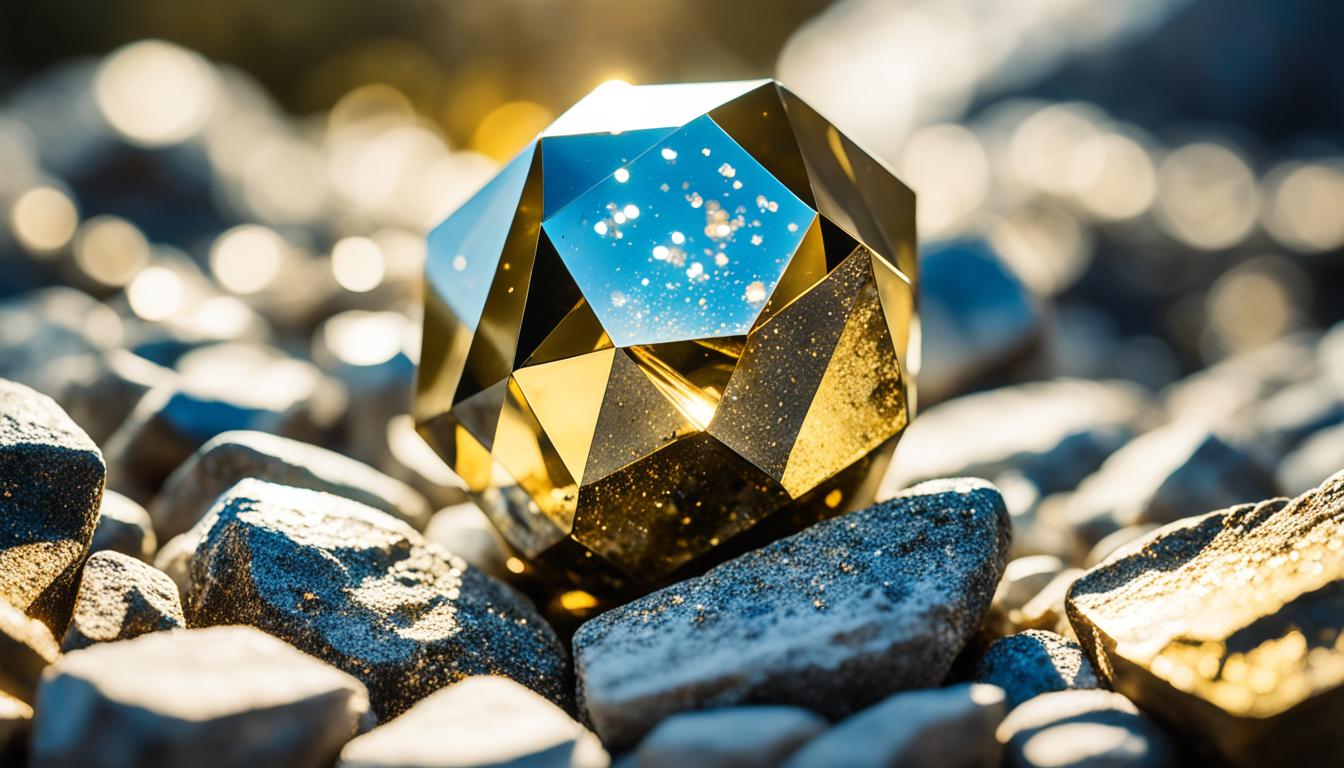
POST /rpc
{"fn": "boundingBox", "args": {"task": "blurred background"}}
[2,0,1342,527]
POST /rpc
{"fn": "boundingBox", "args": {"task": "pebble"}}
[574,478,1011,748]
[152,530,197,600]
[337,675,608,768]
[61,550,184,652]
[31,625,371,768]
[1067,472,1344,766]
[186,478,567,719]
[0,288,119,398]
[1016,569,1084,636]
[994,555,1068,613]
[423,502,516,582]
[51,349,172,445]
[996,690,1176,768]
[782,683,1006,768]
[974,631,1101,709]
[0,377,105,634]
[0,597,59,702]
[1276,421,1344,496]
[151,429,431,542]
[89,489,156,561]
[635,706,827,768]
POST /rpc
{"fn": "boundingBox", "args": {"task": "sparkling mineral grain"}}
[0,377,105,634]
[61,550,184,652]
[186,478,567,718]
[1067,471,1344,767]
[573,478,1010,748]
[31,626,370,768]
[414,79,917,595]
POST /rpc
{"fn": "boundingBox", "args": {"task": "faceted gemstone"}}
[416,80,917,596]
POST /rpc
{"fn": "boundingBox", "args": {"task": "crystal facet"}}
[416,80,918,595]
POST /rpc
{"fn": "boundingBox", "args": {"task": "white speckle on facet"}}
[623,204,640,220]
[452,255,467,271]
[613,168,631,183]
[661,147,678,161]
[593,221,609,236]
[751,234,763,246]
[652,245,670,260]
[745,281,767,303]
[671,231,686,245]
[718,163,736,178]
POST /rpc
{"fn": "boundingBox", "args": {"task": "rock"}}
[974,631,1101,709]
[50,349,172,445]
[1246,378,1344,462]
[1085,525,1160,567]
[0,597,59,702]
[1062,422,1278,551]
[381,414,472,511]
[995,556,1067,613]
[1067,472,1344,767]
[0,377,105,633]
[996,690,1176,768]
[152,429,431,543]
[0,288,121,398]
[186,479,567,719]
[103,342,346,504]
[1016,569,1084,636]
[337,675,607,768]
[89,489,156,561]
[0,690,32,763]
[636,706,827,768]
[574,478,1011,748]
[423,502,516,582]
[782,683,1006,768]
[1163,333,1320,429]
[61,550,184,652]
[1277,421,1344,496]
[31,625,370,768]
[881,379,1149,499]
[153,530,197,600]
[917,239,1041,405]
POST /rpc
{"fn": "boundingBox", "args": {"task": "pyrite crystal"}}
[415,80,917,595]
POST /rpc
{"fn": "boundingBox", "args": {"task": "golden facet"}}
[416,80,918,595]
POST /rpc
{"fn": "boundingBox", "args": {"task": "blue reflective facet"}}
[427,143,537,332]
[542,116,815,347]
[540,129,676,218]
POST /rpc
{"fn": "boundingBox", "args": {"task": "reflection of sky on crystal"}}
[544,115,813,347]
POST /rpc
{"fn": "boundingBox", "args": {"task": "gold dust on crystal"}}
[415,80,917,592]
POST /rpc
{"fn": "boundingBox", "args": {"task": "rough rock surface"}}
[89,489,156,562]
[0,377,105,634]
[152,429,430,542]
[1067,471,1344,767]
[997,690,1176,768]
[574,478,1011,748]
[636,706,827,768]
[32,626,370,768]
[783,683,1006,768]
[186,479,567,719]
[338,675,607,768]
[975,630,1101,709]
[62,550,184,652]
[0,597,59,702]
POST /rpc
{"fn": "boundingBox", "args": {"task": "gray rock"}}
[1062,422,1278,550]
[0,377,105,634]
[0,690,32,764]
[974,631,1101,709]
[152,530,197,600]
[32,625,370,768]
[151,429,431,543]
[997,690,1176,768]
[1247,378,1344,462]
[636,707,827,768]
[103,342,346,504]
[423,502,516,582]
[1277,421,1344,496]
[337,675,607,768]
[186,479,567,719]
[1164,333,1320,428]
[574,478,1011,748]
[783,683,1006,768]
[90,489,156,561]
[0,597,59,702]
[881,378,1149,500]
[1016,569,1084,636]
[51,349,172,445]
[61,550,184,652]
[995,556,1067,613]
[0,288,120,398]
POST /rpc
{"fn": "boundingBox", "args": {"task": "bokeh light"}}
[1262,161,1344,253]
[94,40,217,147]
[331,236,387,293]
[73,216,150,287]
[10,185,78,254]
[126,265,185,321]
[1154,142,1259,251]
[209,225,286,295]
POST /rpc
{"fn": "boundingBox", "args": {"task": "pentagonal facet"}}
[417,80,917,597]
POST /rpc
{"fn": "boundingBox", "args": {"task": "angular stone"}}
[337,675,607,768]
[153,530,197,600]
[995,556,1068,614]
[152,429,431,542]
[1017,569,1084,636]
[1067,472,1344,766]
[996,690,1176,768]
[32,626,370,768]
[573,478,1010,748]
[104,342,346,504]
[90,489,156,562]
[783,683,1006,768]
[975,631,1101,710]
[0,690,32,765]
[0,377,105,634]
[0,597,59,703]
[636,706,827,768]
[423,502,516,582]
[61,550,184,652]
[186,479,567,719]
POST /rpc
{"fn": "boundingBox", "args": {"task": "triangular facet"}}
[513,229,586,368]
[543,80,766,137]
[708,81,815,206]
[627,338,741,431]
[752,213,827,328]
[522,298,613,367]
[868,250,916,367]
[491,378,579,535]
[451,379,508,452]
[512,348,616,483]
[584,349,694,484]
[540,128,675,218]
